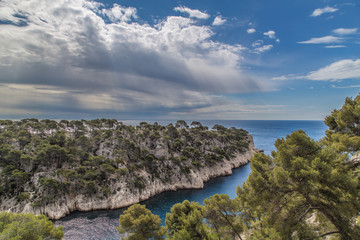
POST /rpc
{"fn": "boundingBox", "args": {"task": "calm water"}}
[55,120,327,240]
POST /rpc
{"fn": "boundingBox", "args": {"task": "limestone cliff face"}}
[2,137,256,220]
[350,154,360,165]
[0,119,257,220]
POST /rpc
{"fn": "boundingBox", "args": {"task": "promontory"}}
[0,119,257,219]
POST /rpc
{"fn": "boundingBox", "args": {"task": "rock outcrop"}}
[0,119,257,220]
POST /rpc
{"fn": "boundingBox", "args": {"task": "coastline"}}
[43,143,256,220]
[0,119,258,221]
[6,136,256,220]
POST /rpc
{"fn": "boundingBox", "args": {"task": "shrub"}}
[17,192,30,201]
[102,187,111,196]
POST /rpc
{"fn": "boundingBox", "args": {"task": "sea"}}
[54,120,327,240]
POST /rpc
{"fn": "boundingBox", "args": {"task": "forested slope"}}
[0,119,256,219]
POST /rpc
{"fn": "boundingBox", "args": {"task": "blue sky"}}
[0,0,359,120]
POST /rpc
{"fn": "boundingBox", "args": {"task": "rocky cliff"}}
[0,119,257,219]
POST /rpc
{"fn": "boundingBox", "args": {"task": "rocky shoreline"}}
[3,138,256,220]
[0,119,257,220]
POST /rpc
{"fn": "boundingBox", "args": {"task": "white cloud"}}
[271,74,304,81]
[254,45,273,53]
[247,28,256,34]
[311,6,338,17]
[324,45,346,48]
[0,0,269,118]
[271,76,290,81]
[252,40,263,47]
[272,59,360,81]
[305,59,360,81]
[332,28,358,35]
[298,35,343,44]
[251,33,275,53]
[83,1,104,11]
[174,6,210,19]
[101,4,137,22]
[264,30,276,39]
[331,84,360,89]
[212,16,226,26]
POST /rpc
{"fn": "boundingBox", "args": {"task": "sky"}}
[0,0,359,120]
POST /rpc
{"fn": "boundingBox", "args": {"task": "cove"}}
[55,120,327,240]
[55,163,252,240]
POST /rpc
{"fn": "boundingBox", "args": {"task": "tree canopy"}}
[237,130,360,239]
[0,211,63,240]
[235,95,360,239]
[203,194,243,240]
[117,204,165,240]
[165,200,213,240]
[324,95,360,153]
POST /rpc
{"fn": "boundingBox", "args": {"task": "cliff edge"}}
[0,119,257,219]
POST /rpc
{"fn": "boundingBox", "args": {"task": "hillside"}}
[0,119,257,219]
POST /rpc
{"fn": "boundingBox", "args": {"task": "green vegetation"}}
[324,95,360,153]
[118,94,360,239]
[166,200,213,239]
[203,194,243,239]
[238,130,359,239]
[0,118,250,212]
[238,94,360,238]
[0,211,63,239]
[117,204,165,240]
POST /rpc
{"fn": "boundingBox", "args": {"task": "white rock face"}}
[1,135,257,220]
[350,154,360,164]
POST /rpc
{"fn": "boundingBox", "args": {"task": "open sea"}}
[54,120,327,240]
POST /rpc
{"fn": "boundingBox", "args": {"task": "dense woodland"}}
[1,94,360,239]
[0,119,250,209]
[117,95,360,240]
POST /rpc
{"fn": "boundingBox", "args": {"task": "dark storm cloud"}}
[0,0,272,118]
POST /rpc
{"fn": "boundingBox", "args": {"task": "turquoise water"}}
[55,120,327,240]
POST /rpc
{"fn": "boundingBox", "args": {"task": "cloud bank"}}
[0,0,270,118]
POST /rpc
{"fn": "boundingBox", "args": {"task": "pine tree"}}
[237,130,360,239]
[0,212,63,240]
[117,204,165,240]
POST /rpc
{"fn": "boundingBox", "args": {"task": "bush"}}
[116,168,129,176]
[192,161,202,168]
[84,181,97,195]
[100,163,115,174]
[102,187,111,196]
[17,192,30,201]
[134,177,145,189]
[181,166,191,174]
